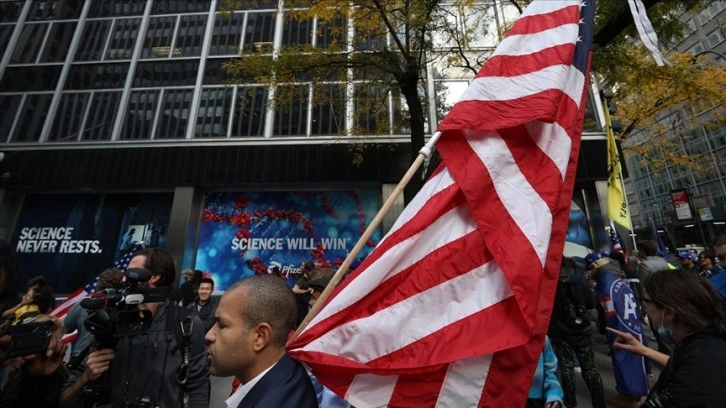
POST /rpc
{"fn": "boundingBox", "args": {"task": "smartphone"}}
[5,320,54,359]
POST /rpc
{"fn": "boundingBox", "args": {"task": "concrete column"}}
[0,189,25,243]
[165,186,205,284]
[381,183,405,236]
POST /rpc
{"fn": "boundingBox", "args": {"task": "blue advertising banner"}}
[11,193,173,294]
[196,189,382,290]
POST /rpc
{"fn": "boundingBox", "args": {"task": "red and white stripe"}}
[49,287,87,321]
[289,1,592,407]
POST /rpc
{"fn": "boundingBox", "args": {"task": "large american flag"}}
[288,1,595,407]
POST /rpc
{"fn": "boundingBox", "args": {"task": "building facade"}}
[622,0,725,249]
[1,0,610,292]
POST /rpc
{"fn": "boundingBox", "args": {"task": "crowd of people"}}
[0,230,725,407]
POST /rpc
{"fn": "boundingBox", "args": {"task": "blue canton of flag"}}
[650,218,669,258]
[83,276,101,293]
[113,242,145,271]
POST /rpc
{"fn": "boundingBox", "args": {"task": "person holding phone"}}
[0,315,68,408]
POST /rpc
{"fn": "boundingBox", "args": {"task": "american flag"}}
[609,221,627,259]
[113,242,145,271]
[288,1,595,407]
[50,242,144,341]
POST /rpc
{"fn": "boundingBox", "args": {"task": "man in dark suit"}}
[206,275,318,408]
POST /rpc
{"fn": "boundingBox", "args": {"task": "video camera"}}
[3,319,54,359]
[81,268,168,349]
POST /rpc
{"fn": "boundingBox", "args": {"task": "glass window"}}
[81,91,122,141]
[231,86,267,137]
[9,94,53,143]
[38,22,76,62]
[152,0,211,14]
[141,16,177,58]
[48,93,91,142]
[210,13,244,55]
[354,84,390,134]
[281,16,313,47]
[10,23,48,63]
[354,21,387,51]
[685,19,697,35]
[0,1,24,22]
[316,16,346,49]
[707,28,724,48]
[196,87,233,137]
[583,89,600,131]
[311,84,345,135]
[155,89,194,139]
[687,41,705,55]
[28,0,83,21]
[88,0,146,17]
[0,66,62,91]
[0,25,14,52]
[216,0,277,11]
[174,15,207,57]
[203,58,234,84]
[0,94,24,141]
[66,63,130,90]
[121,90,161,140]
[106,18,141,60]
[274,85,309,136]
[134,60,200,87]
[242,12,275,53]
[75,20,112,61]
[392,89,411,134]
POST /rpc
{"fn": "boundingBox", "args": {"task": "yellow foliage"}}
[596,44,725,176]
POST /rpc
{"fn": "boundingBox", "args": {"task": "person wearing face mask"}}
[608,269,726,408]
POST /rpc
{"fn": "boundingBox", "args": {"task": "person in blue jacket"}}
[527,336,563,408]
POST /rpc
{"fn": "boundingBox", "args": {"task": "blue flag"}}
[594,268,649,397]
[650,218,669,259]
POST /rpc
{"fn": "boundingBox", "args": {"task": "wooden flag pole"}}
[290,132,442,341]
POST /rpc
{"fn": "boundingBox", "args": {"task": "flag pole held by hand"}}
[290,132,443,341]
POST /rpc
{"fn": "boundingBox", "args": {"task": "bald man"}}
[206,275,317,408]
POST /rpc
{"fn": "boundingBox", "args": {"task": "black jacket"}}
[237,353,318,408]
[548,269,596,337]
[646,329,726,407]
[189,296,219,332]
[63,302,210,407]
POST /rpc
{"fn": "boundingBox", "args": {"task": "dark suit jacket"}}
[237,353,318,408]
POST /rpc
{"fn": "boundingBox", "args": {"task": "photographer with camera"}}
[65,268,125,370]
[60,248,210,408]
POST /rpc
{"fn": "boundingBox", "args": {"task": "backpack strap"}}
[164,302,194,408]
[174,306,194,386]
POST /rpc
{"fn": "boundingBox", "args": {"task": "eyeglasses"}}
[640,298,652,304]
